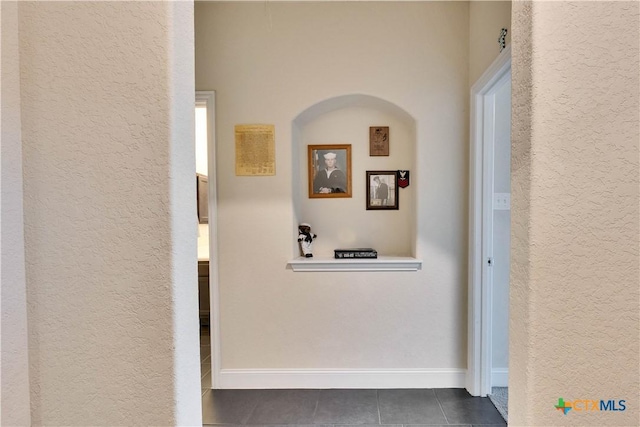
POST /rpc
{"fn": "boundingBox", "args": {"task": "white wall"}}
[1,1,31,424]
[196,2,470,385]
[18,2,200,424]
[469,1,512,86]
[510,1,639,424]
[297,101,415,256]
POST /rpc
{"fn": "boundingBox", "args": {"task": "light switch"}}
[494,193,510,210]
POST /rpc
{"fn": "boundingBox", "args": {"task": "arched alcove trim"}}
[289,93,421,272]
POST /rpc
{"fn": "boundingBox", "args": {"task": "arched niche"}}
[291,94,417,259]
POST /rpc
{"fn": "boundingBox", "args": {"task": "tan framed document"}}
[235,124,275,176]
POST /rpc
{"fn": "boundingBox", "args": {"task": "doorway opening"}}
[467,44,511,419]
[195,91,220,392]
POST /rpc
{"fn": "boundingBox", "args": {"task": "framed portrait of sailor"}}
[308,144,352,198]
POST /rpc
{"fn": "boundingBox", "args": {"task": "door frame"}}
[467,45,511,397]
[196,91,221,388]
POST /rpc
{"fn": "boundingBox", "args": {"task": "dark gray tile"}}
[204,425,332,427]
[245,389,320,424]
[440,398,506,426]
[434,388,474,402]
[406,425,470,427]
[378,389,447,425]
[336,425,402,427]
[202,389,265,425]
[313,389,379,424]
[435,388,505,424]
[472,425,507,427]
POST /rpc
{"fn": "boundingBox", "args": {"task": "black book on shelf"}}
[334,248,378,259]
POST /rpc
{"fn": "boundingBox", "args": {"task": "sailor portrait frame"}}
[308,144,352,198]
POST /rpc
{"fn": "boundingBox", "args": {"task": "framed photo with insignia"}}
[366,170,399,210]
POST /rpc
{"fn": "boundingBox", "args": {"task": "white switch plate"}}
[494,193,510,210]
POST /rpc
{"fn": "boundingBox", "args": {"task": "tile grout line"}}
[376,390,382,425]
[433,389,451,425]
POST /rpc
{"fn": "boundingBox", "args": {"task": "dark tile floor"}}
[200,329,506,427]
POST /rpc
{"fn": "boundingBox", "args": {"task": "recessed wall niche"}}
[291,94,417,258]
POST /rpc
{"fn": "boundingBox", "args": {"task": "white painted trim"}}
[287,256,422,272]
[196,91,221,389]
[467,45,511,398]
[480,90,496,398]
[491,368,509,388]
[218,368,466,389]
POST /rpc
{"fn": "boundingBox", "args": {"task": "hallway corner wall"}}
[18,2,200,424]
[510,1,640,425]
[1,1,31,425]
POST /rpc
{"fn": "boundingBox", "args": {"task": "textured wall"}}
[196,2,470,375]
[510,1,639,425]
[1,1,32,425]
[469,1,512,85]
[19,2,199,424]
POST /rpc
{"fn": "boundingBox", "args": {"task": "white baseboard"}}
[217,368,466,389]
[491,368,508,387]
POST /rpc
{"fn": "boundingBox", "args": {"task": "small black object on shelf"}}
[334,248,378,259]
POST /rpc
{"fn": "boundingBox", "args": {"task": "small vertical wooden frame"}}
[369,126,389,156]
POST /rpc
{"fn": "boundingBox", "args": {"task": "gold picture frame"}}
[308,144,352,198]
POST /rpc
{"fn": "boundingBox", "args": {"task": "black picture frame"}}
[366,171,399,210]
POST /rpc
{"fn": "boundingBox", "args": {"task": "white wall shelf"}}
[287,256,422,272]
